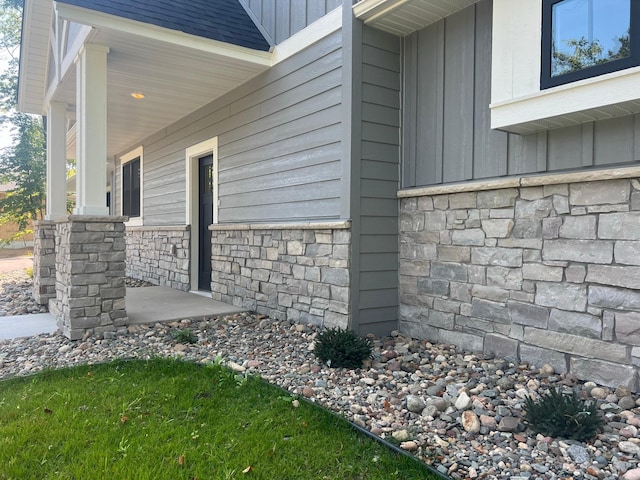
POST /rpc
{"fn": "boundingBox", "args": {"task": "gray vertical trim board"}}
[443,7,475,183]
[472,0,508,179]
[262,3,275,43]
[536,131,548,172]
[507,133,538,175]
[402,33,417,187]
[275,0,291,44]
[634,114,640,160]
[306,0,324,24]
[581,122,594,167]
[415,21,445,185]
[548,126,584,171]
[343,2,362,331]
[327,0,342,12]
[290,5,307,37]
[593,116,634,166]
[356,25,401,335]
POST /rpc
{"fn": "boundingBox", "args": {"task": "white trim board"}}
[271,7,342,65]
[120,146,143,227]
[185,137,219,293]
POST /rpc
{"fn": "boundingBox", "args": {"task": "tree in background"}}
[0,0,46,245]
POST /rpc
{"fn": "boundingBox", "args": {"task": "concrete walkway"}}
[0,287,246,340]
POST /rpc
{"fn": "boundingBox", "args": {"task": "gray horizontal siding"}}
[114,29,343,226]
[240,0,342,44]
[403,0,640,189]
[356,25,401,335]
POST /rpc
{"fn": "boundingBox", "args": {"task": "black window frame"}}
[541,0,640,89]
[122,156,141,218]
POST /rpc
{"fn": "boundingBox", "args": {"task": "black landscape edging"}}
[269,381,451,480]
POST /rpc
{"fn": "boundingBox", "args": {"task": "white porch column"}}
[45,101,68,220]
[74,43,110,215]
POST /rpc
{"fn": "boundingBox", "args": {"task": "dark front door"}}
[198,154,214,291]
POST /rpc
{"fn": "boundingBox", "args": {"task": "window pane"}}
[551,0,630,77]
[131,158,140,218]
[122,158,140,218]
[122,162,131,216]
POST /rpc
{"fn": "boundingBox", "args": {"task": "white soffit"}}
[353,0,480,36]
[48,3,272,159]
[18,0,53,114]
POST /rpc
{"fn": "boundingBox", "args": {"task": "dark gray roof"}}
[57,0,271,51]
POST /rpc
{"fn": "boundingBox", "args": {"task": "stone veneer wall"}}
[125,226,190,291]
[50,216,128,340]
[32,220,56,305]
[210,222,351,327]
[399,174,640,391]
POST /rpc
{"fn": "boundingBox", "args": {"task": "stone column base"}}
[50,215,128,340]
[32,220,57,305]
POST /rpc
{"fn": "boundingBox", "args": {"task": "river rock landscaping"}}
[2,270,640,479]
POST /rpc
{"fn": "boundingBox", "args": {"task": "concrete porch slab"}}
[125,286,246,325]
[0,313,57,340]
[0,287,246,340]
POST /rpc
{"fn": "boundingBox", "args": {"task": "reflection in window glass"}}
[551,0,630,77]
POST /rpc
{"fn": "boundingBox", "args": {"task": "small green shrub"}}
[313,327,373,369]
[170,328,197,344]
[523,388,604,441]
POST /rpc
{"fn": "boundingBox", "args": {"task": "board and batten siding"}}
[115,29,343,226]
[402,0,640,189]
[356,25,401,335]
[240,0,342,45]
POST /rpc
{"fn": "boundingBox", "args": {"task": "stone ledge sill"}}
[210,220,351,231]
[398,165,640,198]
[126,225,190,232]
[61,215,129,223]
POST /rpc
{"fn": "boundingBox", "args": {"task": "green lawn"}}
[0,358,439,479]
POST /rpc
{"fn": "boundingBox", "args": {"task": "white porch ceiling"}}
[353,0,480,36]
[54,29,270,160]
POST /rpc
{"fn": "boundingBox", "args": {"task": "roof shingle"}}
[56,0,271,51]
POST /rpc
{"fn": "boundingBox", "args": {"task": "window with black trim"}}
[541,0,640,89]
[122,156,140,218]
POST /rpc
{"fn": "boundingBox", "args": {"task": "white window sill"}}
[491,66,640,135]
[124,217,143,227]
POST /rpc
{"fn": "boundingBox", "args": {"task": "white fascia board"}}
[54,3,272,67]
[352,0,409,23]
[18,0,53,114]
[491,67,640,133]
[271,6,342,65]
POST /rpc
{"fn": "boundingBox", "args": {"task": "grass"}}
[0,358,438,479]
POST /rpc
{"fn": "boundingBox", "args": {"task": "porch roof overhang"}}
[18,0,273,160]
[353,0,480,36]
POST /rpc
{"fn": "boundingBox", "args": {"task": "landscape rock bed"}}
[2,272,640,479]
[0,271,48,316]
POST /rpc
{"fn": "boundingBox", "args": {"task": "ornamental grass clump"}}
[313,327,373,369]
[523,388,604,442]
[170,328,198,344]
